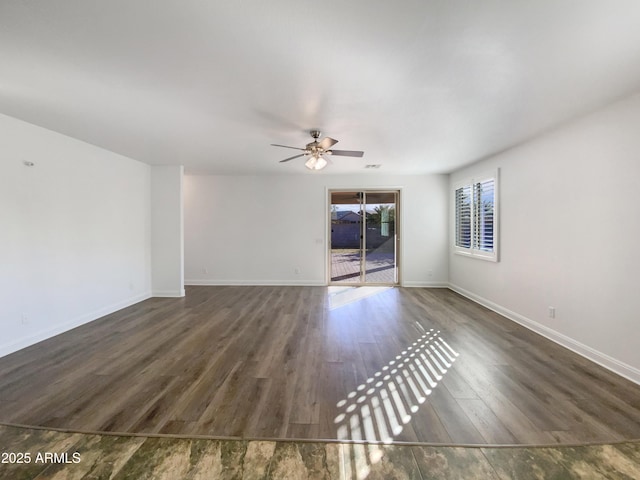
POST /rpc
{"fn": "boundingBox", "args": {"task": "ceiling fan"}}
[272,130,364,170]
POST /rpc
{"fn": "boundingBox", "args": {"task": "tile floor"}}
[1,424,639,479]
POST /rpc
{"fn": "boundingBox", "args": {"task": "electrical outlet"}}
[203,268,209,274]
[21,313,28,325]
[294,267,301,275]
[548,306,556,319]
[427,270,433,278]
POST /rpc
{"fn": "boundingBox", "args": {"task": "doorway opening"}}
[329,190,399,285]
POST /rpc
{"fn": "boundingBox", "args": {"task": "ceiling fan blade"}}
[279,153,306,163]
[271,144,306,151]
[327,149,365,157]
[318,137,338,150]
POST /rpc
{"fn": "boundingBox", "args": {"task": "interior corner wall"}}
[184,173,448,287]
[0,113,152,358]
[151,165,185,297]
[449,93,640,383]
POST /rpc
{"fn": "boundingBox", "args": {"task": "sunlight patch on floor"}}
[334,328,459,480]
[328,286,392,310]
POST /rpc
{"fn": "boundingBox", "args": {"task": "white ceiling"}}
[2,1,640,175]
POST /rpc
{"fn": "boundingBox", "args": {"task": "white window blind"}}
[454,172,498,261]
[474,178,495,252]
[455,185,472,249]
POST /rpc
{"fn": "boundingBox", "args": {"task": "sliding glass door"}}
[329,190,399,285]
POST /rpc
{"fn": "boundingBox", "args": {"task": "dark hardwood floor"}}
[1,286,639,445]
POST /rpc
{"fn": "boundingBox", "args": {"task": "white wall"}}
[0,114,152,357]
[449,93,640,383]
[151,165,184,297]
[184,174,448,286]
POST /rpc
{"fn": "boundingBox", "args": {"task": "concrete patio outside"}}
[330,250,397,284]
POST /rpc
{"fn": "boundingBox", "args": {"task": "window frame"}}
[453,169,499,262]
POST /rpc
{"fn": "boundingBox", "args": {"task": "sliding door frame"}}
[326,188,402,286]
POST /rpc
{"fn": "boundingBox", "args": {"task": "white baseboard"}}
[186,280,449,288]
[403,281,449,288]
[448,283,640,386]
[0,292,152,359]
[185,279,326,287]
[152,289,186,297]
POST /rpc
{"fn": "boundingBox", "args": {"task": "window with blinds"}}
[455,185,472,248]
[454,172,498,261]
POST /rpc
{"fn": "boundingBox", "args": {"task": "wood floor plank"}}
[428,384,485,444]
[1,286,639,445]
[456,398,518,444]
[440,368,478,400]
[446,358,557,444]
[483,365,573,432]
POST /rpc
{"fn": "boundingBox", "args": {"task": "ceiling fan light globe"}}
[314,156,328,170]
[305,156,317,169]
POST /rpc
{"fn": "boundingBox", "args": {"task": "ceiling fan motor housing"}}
[306,142,321,153]
[306,131,326,154]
